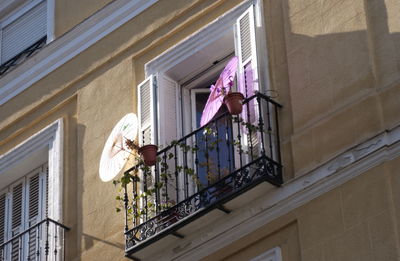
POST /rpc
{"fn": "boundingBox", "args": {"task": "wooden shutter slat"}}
[239,13,251,63]
[45,165,48,217]
[1,1,47,63]
[0,193,5,242]
[140,80,152,129]
[28,174,40,220]
[138,76,156,146]
[11,183,23,232]
[10,183,23,261]
[11,238,20,261]
[236,5,259,95]
[0,193,6,260]
[235,5,263,161]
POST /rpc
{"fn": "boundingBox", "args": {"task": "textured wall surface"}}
[202,160,400,261]
[0,0,399,260]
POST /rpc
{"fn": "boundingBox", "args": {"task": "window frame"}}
[190,88,210,131]
[0,119,63,223]
[1,164,47,247]
[0,0,55,64]
[136,0,271,206]
[250,247,282,261]
[143,0,269,143]
[145,0,268,81]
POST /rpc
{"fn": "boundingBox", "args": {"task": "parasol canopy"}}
[200,56,239,126]
[99,113,138,182]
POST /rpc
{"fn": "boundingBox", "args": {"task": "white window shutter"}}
[156,74,182,204]
[10,183,23,234]
[235,5,262,159]
[157,74,180,148]
[27,173,40,260]
[1,1,47,63]
[28,174,40,225]
[137,76,158,218]
[0,192,6,257]
[235,4,259,97]
[138,75,157,146]
[10,182,24,261]
[26,168,47,261]
[43,164,48,218]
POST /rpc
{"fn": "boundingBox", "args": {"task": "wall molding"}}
[145,0,252,76]
[0,0,158,105]
[149,125,400,261]
[250,247,282,261]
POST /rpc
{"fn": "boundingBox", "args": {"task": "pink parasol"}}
[200,56,239,126]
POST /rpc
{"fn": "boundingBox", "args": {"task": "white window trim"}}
[250,247,282,261]
[190,88,209,131]
[144,0,270,163]
[144,0,269,134]
[0,119,63,222]
[0,0,159,105]
[1,0,44,27]
[144,0,267,79]
[0,0,55,61]
[46,0,55,42]
[0,0,55,41]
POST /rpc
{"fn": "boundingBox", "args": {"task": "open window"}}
[138,3,264,147]
[135,0,271,213]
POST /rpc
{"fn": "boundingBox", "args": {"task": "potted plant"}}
[223,91,245,115]
[125,139,158,166]
[220,76,245,116]
[138,144,158,166]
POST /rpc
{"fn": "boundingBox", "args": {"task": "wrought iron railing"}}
[0,36,47,77]
[123,92,282,254]
[0,218,69,261]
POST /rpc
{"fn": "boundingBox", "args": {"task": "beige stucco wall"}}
[54,0,113,37]
[264,0,400,179]
[0,0,400,260]
[201,158,400,260]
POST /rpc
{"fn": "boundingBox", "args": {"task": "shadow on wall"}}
[1,0,393,259]
[274,0,400,177]
[67,1,399,258]
[82,233,125,249]
[282,0,400,130]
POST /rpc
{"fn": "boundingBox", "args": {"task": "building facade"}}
[0,0,400,260]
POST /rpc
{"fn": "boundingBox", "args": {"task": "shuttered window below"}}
[0,163,48,261]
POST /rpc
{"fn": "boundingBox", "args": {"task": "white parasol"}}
[99,113,138,182]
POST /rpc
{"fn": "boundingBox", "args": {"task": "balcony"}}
[122,93,282,259]
[0,218,69,261]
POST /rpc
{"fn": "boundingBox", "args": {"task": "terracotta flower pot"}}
[138,144,158,166]
[223,92,245,115]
